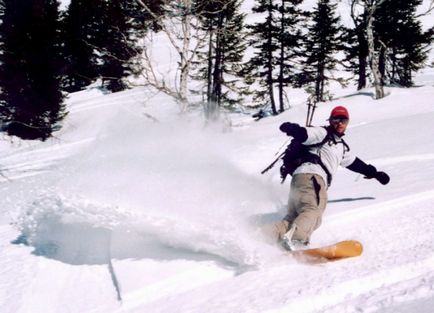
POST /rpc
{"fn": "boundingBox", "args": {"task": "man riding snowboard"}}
[274,106,390,250]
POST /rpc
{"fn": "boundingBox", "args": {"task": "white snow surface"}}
[1,78,434,313]
[2,1,434,312]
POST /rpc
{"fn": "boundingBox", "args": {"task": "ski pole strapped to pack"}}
[260,151,285,175]
[261,139,306,183]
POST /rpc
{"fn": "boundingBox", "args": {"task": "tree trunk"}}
[267,0,277,115]
[366,10,384,99]
[356,27,368,90]
[315,59,325,102]
[212,14,223,106]
[207,30,213,100]
[378,45,386,85]
[358,56,367,90]
[391,47,397,84]
[179,0,192,111]
[205,29,216,120]
[278,0,285,113]
[350,2,368,90]
[209,14,223,121]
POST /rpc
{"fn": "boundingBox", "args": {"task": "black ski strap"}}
[316,156,333,187]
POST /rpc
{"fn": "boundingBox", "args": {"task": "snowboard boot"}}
[280,223,308,251]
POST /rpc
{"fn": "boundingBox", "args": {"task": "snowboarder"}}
[273,106,390,250]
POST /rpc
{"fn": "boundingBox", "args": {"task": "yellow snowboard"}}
[290,240,363,262]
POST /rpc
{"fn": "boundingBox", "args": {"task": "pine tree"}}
[98,0,147,92]
[343,5,369,90]
[0,0,66,140]
[276,0,305,112]
[192,0,248,119]
[218,3,248,107]
[141,0,165,32]
[61,0,105,92]
[62,0,152,93]
[374,0,433,86]
[300,0,343,102]
[247,0,280,115]
[247,0,305,114]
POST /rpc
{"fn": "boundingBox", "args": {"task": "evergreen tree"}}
[218,3,248,106]
[141,0,165,32]
[276,0,305,112]
[62,0,155,93]
[343,6,369,90]
[98,0,147,92]
[0,0,66,140]
[247,0,280,115]
[193,0,248,119]
[300,0,342,102]
[374,0,433,86]
[61,0,105,92]
[247,0,305,114]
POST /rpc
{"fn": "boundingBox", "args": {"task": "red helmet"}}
[330,106,349,119]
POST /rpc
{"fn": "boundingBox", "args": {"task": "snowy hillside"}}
[1,1,434,312]
[1,68,434,312]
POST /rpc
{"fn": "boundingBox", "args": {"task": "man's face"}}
[330,116,349,134]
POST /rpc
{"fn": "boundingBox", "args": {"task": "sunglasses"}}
[330,117,349,124]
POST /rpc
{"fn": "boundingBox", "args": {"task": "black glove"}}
[364,169,390,185]
[279,122,308,142]
[363,164,377,179]
[347,158,390,185]
[375,171,390,185]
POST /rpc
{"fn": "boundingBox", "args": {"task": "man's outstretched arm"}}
[346,157,390,185]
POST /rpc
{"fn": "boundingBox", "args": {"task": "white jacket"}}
[293,126,356,187]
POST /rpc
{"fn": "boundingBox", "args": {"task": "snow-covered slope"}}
[1,73,434,312]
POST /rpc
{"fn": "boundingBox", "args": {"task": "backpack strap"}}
[305,127,331,148]
[302,126,349,186]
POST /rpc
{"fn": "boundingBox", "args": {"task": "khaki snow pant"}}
[283,173,328,243]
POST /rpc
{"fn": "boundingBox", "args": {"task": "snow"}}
[1,1,434,312]
[2,80,434,313]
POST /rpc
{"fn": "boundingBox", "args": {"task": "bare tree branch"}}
[135,0,222,111]
[416,0,434,18]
